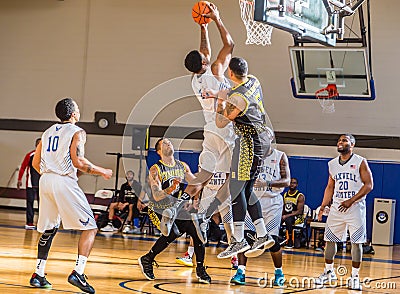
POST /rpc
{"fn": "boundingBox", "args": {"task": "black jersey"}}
[228,75,268,134]
[228,75,270,181]
[150,159,186,210]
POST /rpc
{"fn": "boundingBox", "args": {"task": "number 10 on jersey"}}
[46,136,59,152]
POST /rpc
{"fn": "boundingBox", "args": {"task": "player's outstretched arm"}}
[70,130,112,180]
[205,3,234,78]
[215,93,245,128]
[199,24,211,62]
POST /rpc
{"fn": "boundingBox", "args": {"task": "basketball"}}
[192,1,213,25]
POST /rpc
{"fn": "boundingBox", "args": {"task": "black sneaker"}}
[138,255,158,280]
[196,266,211,284]
[285,239,294,249]
[29,273,52,289]
[67,270,95,294]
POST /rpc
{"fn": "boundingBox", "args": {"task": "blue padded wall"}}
[146,149,400,244]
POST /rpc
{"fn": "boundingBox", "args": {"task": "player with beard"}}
[315,134,373,290]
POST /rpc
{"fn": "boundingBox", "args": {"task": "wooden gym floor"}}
[0,208,399,293]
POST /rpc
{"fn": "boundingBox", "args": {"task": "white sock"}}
[233,222,245,241]
[238,265,246,274]
[325,263,334,272]
[187,246,194,258]
[352,267,360,277]
[74,255,88,275]
[35,259,47,276]
[253,218,268,237]
[275,267,282,272]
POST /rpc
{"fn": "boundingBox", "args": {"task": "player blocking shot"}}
[315,134,373,290]
[160,1,235,240]
[30,98,113,294]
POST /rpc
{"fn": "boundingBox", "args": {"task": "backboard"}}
[289,46,375,100]
[254,0,336,46]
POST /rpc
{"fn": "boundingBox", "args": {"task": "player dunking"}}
[315,134,373,290]
[160,2,235,240]
[30,98,113,294]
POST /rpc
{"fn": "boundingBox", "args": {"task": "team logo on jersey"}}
[376,211,388,224]
[284,203,293,213]
[79,218,90,226]
[55,126,62,131]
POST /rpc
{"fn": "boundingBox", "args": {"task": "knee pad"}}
[269,235,281,253]
[38,227,58,260]
[324,241,337,260]
[351,243,363,262]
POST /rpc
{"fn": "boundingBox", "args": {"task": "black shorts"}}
[231,130,270,181]
[123,196,138,205]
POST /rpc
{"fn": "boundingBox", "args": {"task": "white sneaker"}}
[175,252,193,267]
[122,224,131,233]
[315,269,338,285]
[348,276,362,291]
[245,234,275,258]
[217,237,250,259]
[128,227,142,234]
[101,223,115,232]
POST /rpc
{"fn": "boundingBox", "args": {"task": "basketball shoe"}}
[231,256,238,270]
[29,273,52,289]
[25,223,36,230]
[273,268,285,287]
[138,255,158,280]
[176,252,193,267]
[67,270,95,294]
[245,234,275,258]
[217,237,250,259]
[348,275,362,291]
[196,266,211,284]
[230,269,245,285]
[315,268,338,285]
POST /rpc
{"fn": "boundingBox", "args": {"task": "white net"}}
[239,0,273,46]
[317,97,336,113]
[315,85,338,114]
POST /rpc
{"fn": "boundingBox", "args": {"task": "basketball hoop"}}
[315,84,339,113]
[239,0,273,46]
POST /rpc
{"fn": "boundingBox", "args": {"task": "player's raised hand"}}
[203,2,220,22]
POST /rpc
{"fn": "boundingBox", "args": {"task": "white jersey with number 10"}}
[40,123,82,181]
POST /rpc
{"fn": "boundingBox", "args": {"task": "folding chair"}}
[90,190,114,229]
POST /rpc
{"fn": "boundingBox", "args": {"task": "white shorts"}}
[37,173,97,233]
[199,130,235,173]
[199,186,232,223]
[324,201,367,244]
[259,196,283,237]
